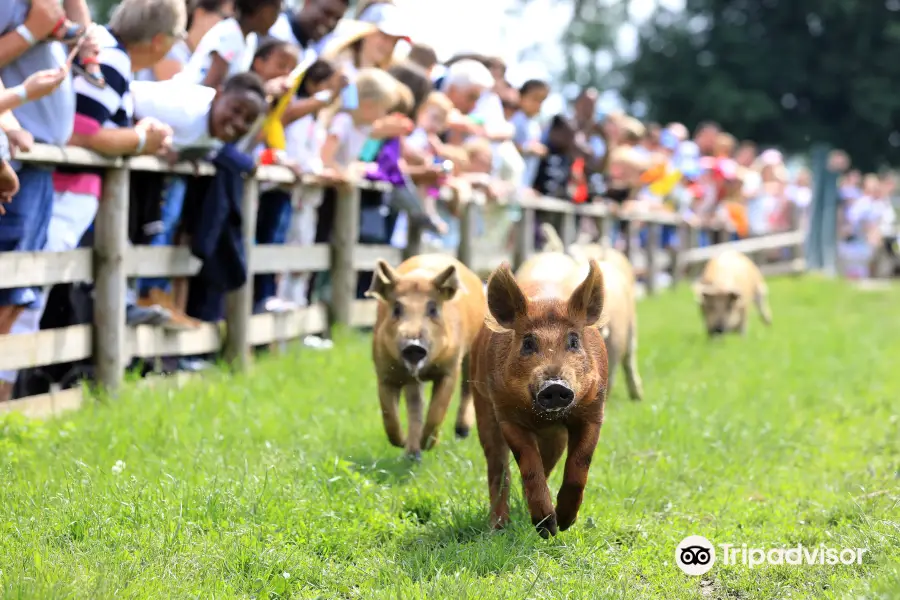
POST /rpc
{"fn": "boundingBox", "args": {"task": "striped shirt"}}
[74,27,134,130]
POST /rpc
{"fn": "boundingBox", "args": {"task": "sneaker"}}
[303,335,333,350]
[139,289,201,331]
[263,297,297,314]
[126,303,171,326]
[176,357,212,372]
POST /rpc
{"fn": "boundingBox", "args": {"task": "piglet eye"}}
[392,302,403,319]
[425,300,439,319]
[566,332,580,352]
[521,334,539,356]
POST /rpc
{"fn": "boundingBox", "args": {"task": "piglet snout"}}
[535,379,575,411]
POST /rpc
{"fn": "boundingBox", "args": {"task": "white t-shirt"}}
[130,79,220,152]
[177,18,257,85]
[286,113,325,173]
[327,112,370,168]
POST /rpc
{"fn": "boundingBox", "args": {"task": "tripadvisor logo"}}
[676,535,716,576]
[675,536,868,575]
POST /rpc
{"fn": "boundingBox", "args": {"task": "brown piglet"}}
[470,258,608,538]
[367,254,487,460]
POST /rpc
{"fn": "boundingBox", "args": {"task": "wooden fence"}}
[0,144,806,413]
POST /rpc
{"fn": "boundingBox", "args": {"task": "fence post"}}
[599,206,614,248]
[514,204,535,269]
[622,218,635,264]
[672,218,689,286]
[404,220,422,260]
[331,185,360,326]
[223,175,259,370]
[457,200,476,268]
[561,210,577,249]
[645,223,659,295]
[93,165,129,394]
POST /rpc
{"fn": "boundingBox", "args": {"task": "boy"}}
[177,0,282,89]
[511,79,549,187]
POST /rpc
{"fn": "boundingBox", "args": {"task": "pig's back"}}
[702,250,761,298]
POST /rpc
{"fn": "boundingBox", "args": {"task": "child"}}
[177,0,282,89]
[130,72,269,153]
[251,36,301,93]
[321,67,399,175]
[532,114,577,199]
[278,59,348,308]
[403,90,455,235]
[512,79,550,187]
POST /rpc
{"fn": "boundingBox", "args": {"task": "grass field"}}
[1,277,899,599]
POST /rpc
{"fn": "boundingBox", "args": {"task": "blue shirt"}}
[0,1,75,146]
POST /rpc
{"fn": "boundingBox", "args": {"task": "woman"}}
[317,0,408,77]
[135,0,233,81]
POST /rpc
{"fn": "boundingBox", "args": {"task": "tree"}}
[616,0,900,169]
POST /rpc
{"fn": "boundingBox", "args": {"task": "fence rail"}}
[0,143,806,411]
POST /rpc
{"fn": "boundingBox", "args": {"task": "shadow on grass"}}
[344,452,420,486]
[392,505,545,581]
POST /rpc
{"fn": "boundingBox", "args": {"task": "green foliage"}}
[617,1,900,169]
[0,278,899,597]
[87,0,118,23]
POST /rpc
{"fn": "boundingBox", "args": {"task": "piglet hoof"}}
[421,434,439,450]
[454,425,470,439]
[405,449,422,462]
[532,513,558,539]
[556,510,577,532]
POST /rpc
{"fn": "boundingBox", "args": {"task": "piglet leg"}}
[501,421,557,538]
[555,421,601,531]
[421,368,458,450]
[473,389,510,529]
[404,382,425,460]
[378,382,404,448]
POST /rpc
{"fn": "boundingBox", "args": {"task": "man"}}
[269,0,348,55]
[0,0,81,339]
[693,120,720,157]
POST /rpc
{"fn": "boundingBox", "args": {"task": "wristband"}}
[15,24,36,47]
[313,89,334,104]
[135,128,147,154]
[9,85,28,105]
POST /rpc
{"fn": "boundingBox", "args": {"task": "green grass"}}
[1,277,899,599]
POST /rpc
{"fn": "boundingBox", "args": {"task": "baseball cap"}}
[357,3,412,42]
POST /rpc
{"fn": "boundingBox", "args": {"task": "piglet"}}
[470,258,608,537]
[367,254,487,460]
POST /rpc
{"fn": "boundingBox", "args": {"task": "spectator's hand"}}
[22,67,69,102]
[526,141,548,157]
[373,113,414,139]
[427,134,445,156]
[264,76,292,98]
[0,160,19,213]
[413,164,443,187]
[328,72,349,96]
[76,26,102,65]
[318,167,347,185]
[135,117,173,155]
[24,0,66,40]
[5,128,34,154]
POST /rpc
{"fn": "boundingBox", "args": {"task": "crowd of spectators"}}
[0,0,892,400]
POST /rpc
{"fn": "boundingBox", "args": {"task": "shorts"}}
[0,166,55,307]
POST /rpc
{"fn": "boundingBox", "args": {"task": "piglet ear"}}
[365,259,398,302]
[486,262,527,331]
[431,264,460,301]
[568,259,605,326]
